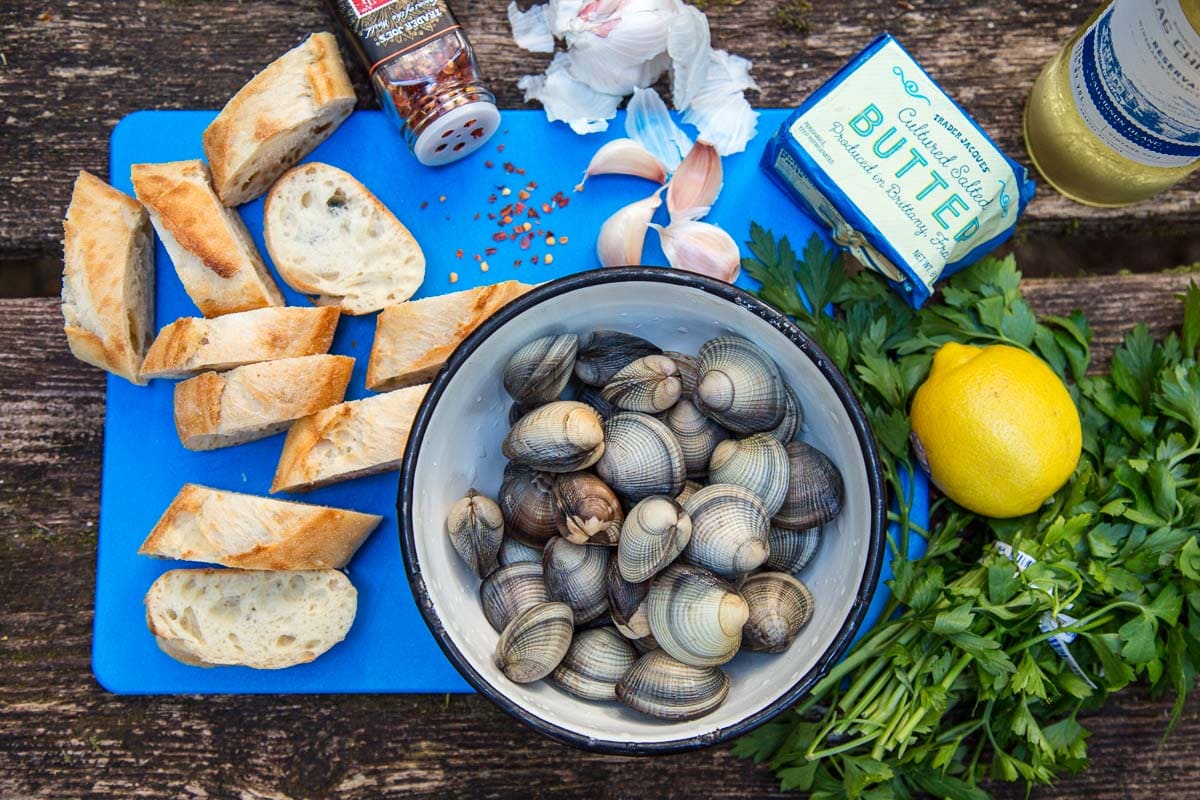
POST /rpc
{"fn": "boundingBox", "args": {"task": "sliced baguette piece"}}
[139,483,381,569]
[272,383,430,493]
[174,354,354,451]
[263,163,425,315]
[61,170,155,384]
[131,159,285,318]
[203,32,356,207]
[141,306,340,380]
[145,568,358,669]
[366,281,533,391]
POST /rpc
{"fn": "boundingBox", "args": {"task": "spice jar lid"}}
[413,101,501,167]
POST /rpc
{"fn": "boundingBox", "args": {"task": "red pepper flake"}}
[541,202,553,214]
[501,187,512,197]
[514,202,526,214]
[474,253,482,262]
[502,215,513,225]
[518,189,531,201]
[503,162,516,173]
[420,200,429,210]
[527,208,540,220]
[531,255,540,265]
[519,233,533,250]
[497,144,506,152]
[487,212,497,220]
[487,193,497,204]
[485,247,498,256]
[439,195,447,203]
[455,248,463,259]
[492,232,508,242]
[484,160,494,168]
[473,212,481,220]
[513,259,522,266]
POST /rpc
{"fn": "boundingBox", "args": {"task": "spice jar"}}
[327,0,500,166]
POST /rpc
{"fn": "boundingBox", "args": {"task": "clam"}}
[542,536,610,624]
[600,355,683,414]
[663,351,700,398]
[577,384,618,421]
[502,401,605,473]
[499,464,559,547]
[694,336,786,434]
[675,480,703,505]
[765,382,802,444]
[647,563,748,667]
[682,483,771,578]
[707,433,790,517]
[498,535,544,566]
[550,627,639,701]
[665,399,729,478]
[616,649,729,721]
[480,561,550,632]
[606,558,653,640]
[574,330,661,387]
[503,333,578,405]
[766,526,821,574]
[741,572,814,653]
[594,412,686,503]
[774,441,844,530]
[445,489,504,578]
[508,401,535,427]
[616,495,692,583]
[552,472,624,546]
[495,601,574,683]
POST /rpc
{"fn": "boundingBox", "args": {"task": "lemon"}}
[909,342,1082,519]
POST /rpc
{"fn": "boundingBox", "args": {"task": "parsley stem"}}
[887,512,931,538]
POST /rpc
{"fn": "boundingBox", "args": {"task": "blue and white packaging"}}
[763,34,1036,307]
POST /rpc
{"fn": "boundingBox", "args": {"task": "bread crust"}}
[203,32,356,207]
[61,170,154,384]
[366,281,533,391]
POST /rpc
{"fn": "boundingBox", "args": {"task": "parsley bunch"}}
[735,224,1200,799]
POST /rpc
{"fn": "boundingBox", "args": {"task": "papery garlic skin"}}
[681,50,760,155]
[580,138,668,188]
[508,2,557,53]
[518,52,624,135]
[597,188,665,267]
[564,0,682,95]
[626,87,693,171]
[667,6,711,109]
[652,219,741,283]
[666,140,722,222]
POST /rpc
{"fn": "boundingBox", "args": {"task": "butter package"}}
[763,34,1036,307]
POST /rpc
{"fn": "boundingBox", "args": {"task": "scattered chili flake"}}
[531,255,539,265]
[503,162,516,173]
[545,253,554,265]
[473,212,481,220]
[527,208,540,220]
[502,215,513,225]
[492,232,508,242]
[474,253,482,261]
[497,144,506,152]
[523,222,532,232]
[527,181,539,190]
[545,235,555,246]
[487,193,497,204]
[480,261,489,272]
[485,247,498,256]
[487,212,497,220]
[484,160,494,168]
[518,189,531,201]
[513,259,522,266]
[449,272,459,283]
[420,201,429,210]
[514,202,526,214]
[515,166,526,175]
[439,195,447,202]
[455,248,463,259]
[541,202,553,213]
[519,234,533,250]
[501,187,512,196]
[559,236,569,245]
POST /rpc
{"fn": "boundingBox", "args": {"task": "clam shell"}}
[594,412,686,503]
[542,536,610,624]
[765,382,802,444]
[675,480,704,505]
[766,526,821,574]
[665,399,729,478]
[662,351,700,398]
[774,441,844,530]
[616,650,729,721]
[682,483,771,578]
[616,495,692,584]
[445,489,504,578]
[503,334,578,405]
[550,627,638,701]
[502,401,605,473]
[552,472,624,546]
[741,572,814,653]
[495,601,574,684]
[498,535,544,566]
[694,336,786,434]
[499,464,559,547]
[508,401,535,427]
[606,557,653,639]
[600,354,683,414]
[576,384,618,421]
[574,330,661,387]
[480,561,550,632]
[707,433,790,517]
[647,563,748,667]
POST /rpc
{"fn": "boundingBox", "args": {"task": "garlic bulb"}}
[518,52,623,135]
[651,219,740,283]
[666,141,722,222]
[580,138,668,188]
[508,2,556,53]
[626,87,693,172]
[563,0,682,96]
[597,188,664,267]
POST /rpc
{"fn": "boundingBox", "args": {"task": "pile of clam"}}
[444,330,845,721]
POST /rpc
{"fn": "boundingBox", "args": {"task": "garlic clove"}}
[579,138,668,190]
[625,87,693,171]
[508,2,556,53]
[518,52,624,135]
[651,219,741,283]
[597,187,665,267]
[666,141,723,222]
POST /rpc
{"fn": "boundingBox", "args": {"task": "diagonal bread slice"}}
[366,280,533,391]
[141,306,340,380]
[145,568,358,669]
[132,159,285,318]
[272,383,430,493]
[174,354,354,451]
[203,32,356,207]
[139,483,382,569]
[263,163,425,315]
[61,170,155,384]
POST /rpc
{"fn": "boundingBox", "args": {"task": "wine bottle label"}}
[1069,0,1200,168]
[329,0,460,75]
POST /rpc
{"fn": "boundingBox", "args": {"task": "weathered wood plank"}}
[2,0,1198,266]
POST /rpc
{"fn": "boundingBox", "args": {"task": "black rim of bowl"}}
[398,267,887,755]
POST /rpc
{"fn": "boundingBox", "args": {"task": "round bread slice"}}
[264,163,425,315]
[145,568,357,669]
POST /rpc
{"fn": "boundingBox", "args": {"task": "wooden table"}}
[2,2,1198,797]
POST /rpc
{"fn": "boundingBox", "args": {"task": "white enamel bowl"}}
[399,268,886,753]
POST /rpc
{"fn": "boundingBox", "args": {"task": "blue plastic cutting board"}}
[94,108,927,694]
